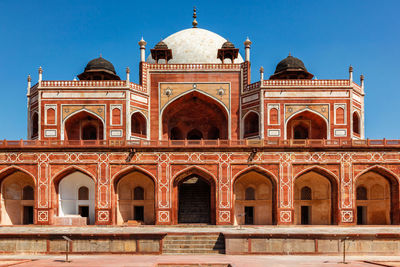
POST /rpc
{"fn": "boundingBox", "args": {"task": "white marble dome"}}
[146,28,244,64]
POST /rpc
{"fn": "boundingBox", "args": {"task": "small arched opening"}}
[353,112,360,136]
[187,129,203,140]
[31,113,39,139]
[131,113,147,137]
[243,112,259,138]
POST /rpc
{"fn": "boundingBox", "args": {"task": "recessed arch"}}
[243,111,260,138]
[293,166,338,225]
[172,166,217,224]
[285,108,329,139]
[161,90,229,140]
[62,109,105,141]
[131,111,147,138]
[112,167,156,225]
[354,165,399,225]
[233,166,277,225]
[353,111,361,136]
[31,112,39,139]
[0,169,36,225]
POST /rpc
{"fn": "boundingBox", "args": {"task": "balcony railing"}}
[0,139,399,149]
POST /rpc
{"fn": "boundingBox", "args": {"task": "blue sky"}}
[0,0,399,139]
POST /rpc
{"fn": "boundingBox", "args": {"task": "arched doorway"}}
[0,170,35,225]
[286,110,327,139]
[355,168,398,225]
[353,112,361,136]
[114,170,155,225]
[173,169,216,224]
[131,112,147,138]
[294,169,338,225]
[162,91,228,140]
[64,111,104,140]
[233,170,276,225]
[56,171,95,224]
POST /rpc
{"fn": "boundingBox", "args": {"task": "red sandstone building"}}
[1,14,399,227]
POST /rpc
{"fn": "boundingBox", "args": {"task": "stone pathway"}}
[0,255,399,267]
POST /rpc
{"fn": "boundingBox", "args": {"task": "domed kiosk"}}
[78,56,120,80]
[147,28,244,64]
[270,54,313,80]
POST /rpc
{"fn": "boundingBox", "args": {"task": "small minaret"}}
[138,37,147,62]
[27,75,31,96]
[126,67,130,84]
[349,65,353,82]
[192,7,198,28]
[244,37,252,62]
[260,66,264,81]
[360,74,365,91]
[38,66,43,84]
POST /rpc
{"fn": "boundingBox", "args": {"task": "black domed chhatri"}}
[270,54,314,80]
[78,56,120,80]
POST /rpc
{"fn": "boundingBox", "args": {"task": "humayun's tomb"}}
[1,8,400,256]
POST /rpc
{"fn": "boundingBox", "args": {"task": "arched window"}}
[301,186,312,200]
[356,186,367,200]
[31,113,38,138]
[244,112,259,137]
[294,124,309,139]
[245,187,255,200]
[82,124,98,140]
[269,108,279,125]
[47,108,56,125]
[187,129,203,140]
[112,108,121,125]
[22,186,34,200]
[207,127,220,139]
[131,113,147,136]
[353,112,360,135]
[78,186,89,200]
[336,107,345,124]
[134,186,144,200]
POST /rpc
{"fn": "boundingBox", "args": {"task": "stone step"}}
[163,248,225,254]
[164,236,221,240]
[163,245,225,250]
[163,240,223,244]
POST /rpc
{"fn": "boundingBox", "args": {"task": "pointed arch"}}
[353,111,361,135]
[172,166,217,224]
[112,165,157,187]
[62,109,106,140]
[293,165,339,225]
[0,166,36,185]
[131,111,147,138]
[243,111,260,138]
[354,165,399,224]
[285,108,329,139]
[160,90,229,140]
[233,166,277,225]
[52,165,96,186]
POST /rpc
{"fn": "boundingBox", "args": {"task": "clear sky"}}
[0,0,399,139]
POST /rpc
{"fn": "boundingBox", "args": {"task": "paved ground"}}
[2,225,400,235]
[0,255,400,267]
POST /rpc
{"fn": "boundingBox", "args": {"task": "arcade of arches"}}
[287,111,327,139]
[1,166,400,226]
[162,92,228,140]
[64,111,104,140]
[115,171,155,225]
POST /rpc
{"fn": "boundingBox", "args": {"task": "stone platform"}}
[1,226,400,255]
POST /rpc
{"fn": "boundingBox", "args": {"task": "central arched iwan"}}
[162,91,228,140]
[287,110,327,139]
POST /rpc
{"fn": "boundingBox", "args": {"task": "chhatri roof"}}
[146,28,244,64]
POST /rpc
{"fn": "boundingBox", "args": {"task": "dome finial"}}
[288,51,291,57]
[192,6,198,28]
[99,53,102,58]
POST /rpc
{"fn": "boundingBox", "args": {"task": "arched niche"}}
[1,170,35,225]
[31,113,38,139]
[287,110,327,139]
[64,110,104,140]
[131,112,147,137]
[353,112,360,135]
[114,171,155,225]
[294,169,338,225]
[233,170,276,225]
[355,169,397,225]
[243,112,259,138]
[162,91,228,140]
[57,171,95,224]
